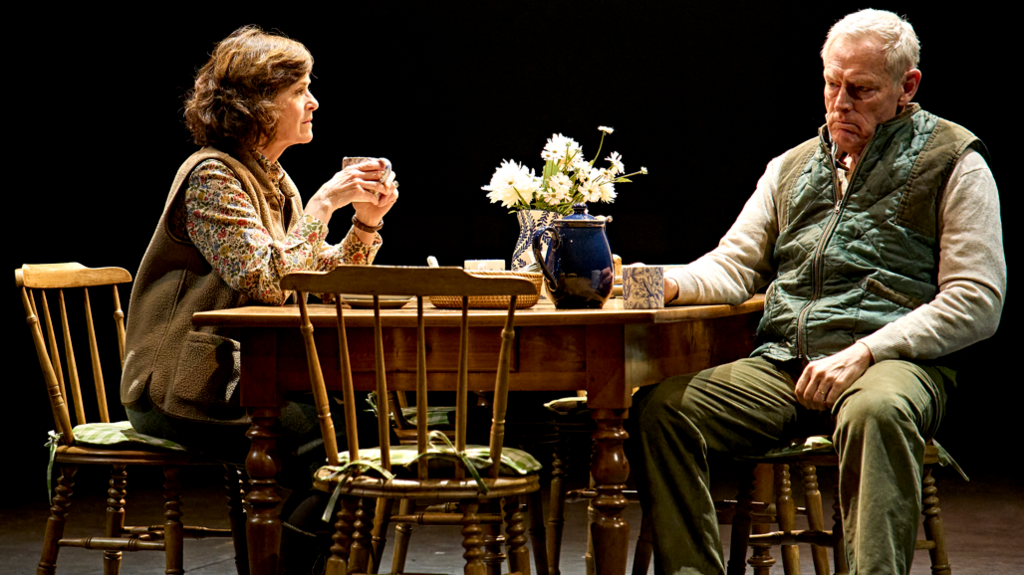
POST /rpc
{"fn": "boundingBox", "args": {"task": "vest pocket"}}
[862,277,926,310]
[168,330,243,420]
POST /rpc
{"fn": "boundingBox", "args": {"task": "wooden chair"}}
[537,397,594,575]
[281,265,542,575]
[631,438,956,575]
[17,263,248,575]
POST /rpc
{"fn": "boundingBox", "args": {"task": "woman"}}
[118,27,396,569]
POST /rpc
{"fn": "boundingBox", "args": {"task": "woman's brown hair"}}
[184,26,312,150]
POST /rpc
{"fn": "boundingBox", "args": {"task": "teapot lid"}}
[555,203,613,227]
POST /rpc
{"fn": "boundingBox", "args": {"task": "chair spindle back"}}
[16,263,132,445]
[281,266,535,481]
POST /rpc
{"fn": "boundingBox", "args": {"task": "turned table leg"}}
[245,407,282,575]
[589,408,630,575]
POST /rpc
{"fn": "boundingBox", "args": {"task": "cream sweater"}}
[666,149,1006,362]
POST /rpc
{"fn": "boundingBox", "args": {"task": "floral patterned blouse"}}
[181,152,381,305]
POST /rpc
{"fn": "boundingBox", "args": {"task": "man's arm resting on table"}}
[664,155,782,306]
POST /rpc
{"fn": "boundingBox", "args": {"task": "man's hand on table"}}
[794,341,874,410]
[664,277,679,304]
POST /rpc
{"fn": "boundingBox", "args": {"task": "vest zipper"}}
[795,141,862,361]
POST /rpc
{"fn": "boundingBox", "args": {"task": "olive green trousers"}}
[631,356,947,575]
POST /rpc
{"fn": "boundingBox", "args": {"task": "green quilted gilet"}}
[753,105,988,362]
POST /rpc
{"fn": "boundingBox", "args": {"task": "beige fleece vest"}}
[120,147,303,424]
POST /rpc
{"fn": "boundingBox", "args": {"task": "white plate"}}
[339,294,413,309]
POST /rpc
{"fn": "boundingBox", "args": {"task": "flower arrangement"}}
[482,126,648,215]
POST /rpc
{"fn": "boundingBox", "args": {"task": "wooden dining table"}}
[192,294,764,575]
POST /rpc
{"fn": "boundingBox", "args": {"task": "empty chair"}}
[281,265,542,575]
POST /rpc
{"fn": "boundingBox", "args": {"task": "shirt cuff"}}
[857,329,910,362]
[340,226,382,265]
[665,267,700,304]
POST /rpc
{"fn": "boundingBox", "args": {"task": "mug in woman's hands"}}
[342,156,394,198]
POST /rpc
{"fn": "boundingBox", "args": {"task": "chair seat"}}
[313,470,541,499]
[51,422,218,466]
[69,421,188,451]
[735,435,965,479]
[747,435,835,459]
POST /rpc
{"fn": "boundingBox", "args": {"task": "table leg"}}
[245,407,282,575]
[589,408,630,575]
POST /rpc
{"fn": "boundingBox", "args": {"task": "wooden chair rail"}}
[19,262,132,289]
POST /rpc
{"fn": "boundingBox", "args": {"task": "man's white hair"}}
[821,9,920,84]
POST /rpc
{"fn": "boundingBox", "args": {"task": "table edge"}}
[193,294,765,328]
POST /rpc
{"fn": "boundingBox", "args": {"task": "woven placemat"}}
[429,271,542,309]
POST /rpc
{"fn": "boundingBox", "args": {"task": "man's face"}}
[823,38,917,159]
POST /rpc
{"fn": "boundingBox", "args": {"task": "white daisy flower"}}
[605,151,625,175]
[543,173,574,203]
[482,160,539,208]
[579,178,599,202]
[543,133,583,165]
[513,168,542,203]
[597,180,617,203]
[598,126,614,134]
[570,155,591,175]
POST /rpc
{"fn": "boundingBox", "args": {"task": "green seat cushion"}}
[365,392,456,427]
[400,406,455,427]
[743,435,835,460]
[323,444,542,478]
[67,421,187,452]
[740,436,967,480]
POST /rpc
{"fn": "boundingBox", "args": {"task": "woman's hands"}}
[303,159,399,235]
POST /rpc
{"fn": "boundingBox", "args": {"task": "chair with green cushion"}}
[18,262,248,575]
[281,265,541,575]
[631,436,961,575]
[737,437,958,575]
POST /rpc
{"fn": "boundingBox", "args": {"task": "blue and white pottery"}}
[623,265,665,309]
[532,204,614,309]
[512,209,560,271]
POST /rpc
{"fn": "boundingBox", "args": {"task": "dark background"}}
[8,3,1014,492]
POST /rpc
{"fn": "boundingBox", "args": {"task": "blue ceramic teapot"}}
[532,204,614,309]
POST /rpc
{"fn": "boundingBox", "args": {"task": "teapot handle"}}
[532,226,561,288]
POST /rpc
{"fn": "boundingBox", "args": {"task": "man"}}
[634,9,1005,574]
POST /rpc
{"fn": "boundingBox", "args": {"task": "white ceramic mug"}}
[623,265,665,309]
[464,259,506,271]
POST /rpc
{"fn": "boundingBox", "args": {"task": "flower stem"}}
[594,132,607,162]
[617,168,649,180]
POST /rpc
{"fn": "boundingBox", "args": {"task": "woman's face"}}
[269,73,318,152]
